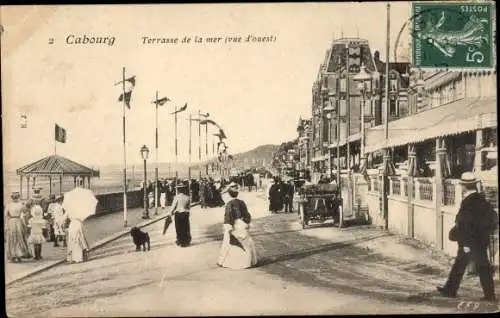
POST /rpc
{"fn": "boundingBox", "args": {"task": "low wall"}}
[387,196,408,236]
[366,192,383,227]
[413,201,437,247]
[94,190,144,215]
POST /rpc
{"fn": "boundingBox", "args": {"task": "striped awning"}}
[365,97,496,153]
[16,155,96,177]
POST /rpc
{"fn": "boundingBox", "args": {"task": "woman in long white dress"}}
[66,218,89,263]
[217,183,258,269]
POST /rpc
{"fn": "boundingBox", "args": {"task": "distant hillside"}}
[230,144,279,170]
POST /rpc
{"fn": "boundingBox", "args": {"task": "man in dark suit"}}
[437,172,498,301]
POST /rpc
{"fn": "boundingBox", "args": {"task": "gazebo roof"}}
[16,154,96,177]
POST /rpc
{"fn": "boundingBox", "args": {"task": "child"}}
[51,196,68,247]
[28,205,48,260]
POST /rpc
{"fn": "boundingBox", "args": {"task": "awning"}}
[327,133,361,149]
[365,97,496,153]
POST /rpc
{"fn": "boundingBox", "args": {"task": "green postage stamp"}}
[412,1,495,69]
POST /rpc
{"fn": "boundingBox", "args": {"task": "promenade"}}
[5,206,165,285]
[6,190,499,316]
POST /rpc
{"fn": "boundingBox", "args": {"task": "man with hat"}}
[167,183,192,247]
[437,172,498,301]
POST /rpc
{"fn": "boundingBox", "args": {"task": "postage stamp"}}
[412,1,495,69]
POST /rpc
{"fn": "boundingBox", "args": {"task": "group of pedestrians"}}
[266,177,295,213]
[4,181,89,264]
[165,181,258,269]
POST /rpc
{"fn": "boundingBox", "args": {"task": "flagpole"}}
[155,90,159,216]
[382,2,391,231]
[122,67,128,228]
[175,105,179,191]
[205,121,208,176]
[198,110,202,179]
[189,114,192,180]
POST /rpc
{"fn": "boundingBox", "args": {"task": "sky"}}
[1,3,411,169]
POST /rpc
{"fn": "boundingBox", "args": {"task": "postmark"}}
[411,1,495,69]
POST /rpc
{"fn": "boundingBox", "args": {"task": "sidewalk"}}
[5,206,169,285]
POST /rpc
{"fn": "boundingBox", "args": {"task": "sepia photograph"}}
[2,1,498,316]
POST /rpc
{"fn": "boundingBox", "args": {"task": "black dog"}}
[130,227,150,252]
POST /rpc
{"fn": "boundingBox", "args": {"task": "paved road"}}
[6,191,499,316]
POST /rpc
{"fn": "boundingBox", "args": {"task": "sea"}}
[3,164,205,201]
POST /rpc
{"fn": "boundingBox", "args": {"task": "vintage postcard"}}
[2,2,498,316]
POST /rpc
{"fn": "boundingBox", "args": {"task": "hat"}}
[11,192,20,200]
[227,182,239,192]
[459,172,480,184]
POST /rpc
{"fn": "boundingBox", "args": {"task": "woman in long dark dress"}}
[167,184,192,247]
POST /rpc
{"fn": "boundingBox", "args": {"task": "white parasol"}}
[62,187,98,221]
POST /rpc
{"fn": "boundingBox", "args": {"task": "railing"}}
[402,177,408,197]
[483,185,498,210]
[391,177,401,196]
[417,178,433,201]
[443,179,456,206]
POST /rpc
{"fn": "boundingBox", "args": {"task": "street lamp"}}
[140,144,150,219]
[323,103,335,179]
[353,64,372,170]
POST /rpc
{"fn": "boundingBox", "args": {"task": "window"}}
[389,98,399,117]
[390,79,398,92]
[339,100,347,116]
[340,78,347,92]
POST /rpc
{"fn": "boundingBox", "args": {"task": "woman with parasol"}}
[63,179,96,263]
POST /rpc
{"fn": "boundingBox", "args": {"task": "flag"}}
[153,96,170,106]
[170,103,188,115]
[20,114,27,128]
[55,124,67,143]
[199,119,220,128]
[115,76,136,87]
[200,112,210,118]
[118,91,132,109]
[214,128,227,140]
[117,76,136,109]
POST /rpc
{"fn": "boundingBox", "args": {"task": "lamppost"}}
[353,63,372,170]
[140,144,150,219]
[323,103,335,180]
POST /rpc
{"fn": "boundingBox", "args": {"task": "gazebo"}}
[16,154,100,198]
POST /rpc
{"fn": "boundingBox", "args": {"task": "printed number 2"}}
[466,50,485,64]
[457,301,480,311]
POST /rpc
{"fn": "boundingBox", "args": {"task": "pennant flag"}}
[20,114,27,128]
[115,76,136,87]
[118,91,133,109]
[200,112,210,118]
[170,103,188,115]
[214,129,227,140]
[199,119,220,128]
[117,76,136,109]
[152,96,170,106]
[55,124,67,143]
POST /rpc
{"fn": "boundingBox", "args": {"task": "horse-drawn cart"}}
[297,183,342,229]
